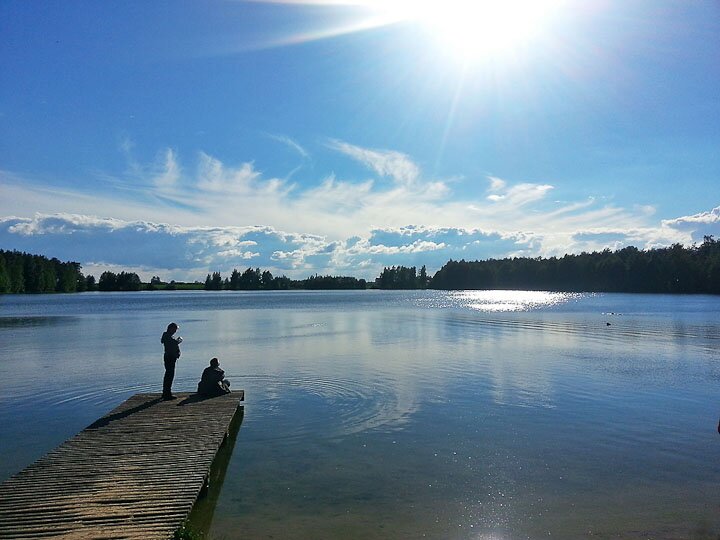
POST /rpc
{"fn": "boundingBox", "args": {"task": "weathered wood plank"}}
[0,392,244,540]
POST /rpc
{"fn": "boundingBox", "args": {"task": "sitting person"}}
[197,357,231,397]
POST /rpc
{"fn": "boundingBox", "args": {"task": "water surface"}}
[1,290,719,539]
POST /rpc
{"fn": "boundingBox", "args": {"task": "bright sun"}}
[376,0,564,63]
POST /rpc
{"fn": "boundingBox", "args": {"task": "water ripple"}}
[229,374,414,442]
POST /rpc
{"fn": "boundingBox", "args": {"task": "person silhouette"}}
[197,357,231,397]
[160,322,182,400]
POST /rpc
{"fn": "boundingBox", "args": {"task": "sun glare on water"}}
[453,290,577,312]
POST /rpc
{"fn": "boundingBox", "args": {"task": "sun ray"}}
[244,0,566,61]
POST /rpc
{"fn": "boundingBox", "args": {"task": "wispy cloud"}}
[196,152,263,194]
[487,176,506,192]
[268,134,310,159]
[486,181,553,205]
[153,149,181,190]
[328,140,421,186]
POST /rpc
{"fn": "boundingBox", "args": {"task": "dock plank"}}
[0,392,244,539]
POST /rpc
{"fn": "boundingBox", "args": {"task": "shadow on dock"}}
[178,393,222,406]
[86,392,244,429]
[86,395,163,429]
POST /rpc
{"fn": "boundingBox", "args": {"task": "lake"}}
[0,290,719,539]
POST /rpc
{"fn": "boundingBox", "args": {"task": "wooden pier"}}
[0,392,244,539]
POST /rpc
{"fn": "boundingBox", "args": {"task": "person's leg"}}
[163,356,176,398]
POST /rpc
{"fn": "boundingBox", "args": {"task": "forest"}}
[0,250,92,293]
[0,250,145,293]
[429,237,720,294]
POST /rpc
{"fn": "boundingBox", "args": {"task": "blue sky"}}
[1,0,719,280]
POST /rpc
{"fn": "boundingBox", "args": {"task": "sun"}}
[376,0,565,64]
[247,0,566,66]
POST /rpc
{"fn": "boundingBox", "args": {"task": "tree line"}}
[203,268,366,290]
[0,250,150,293]
[0,250,94,293]
[377,265,429,289]
[98,271,143,291]
[3,237,720,294]
[429,236,720,294]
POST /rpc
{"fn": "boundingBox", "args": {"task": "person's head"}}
[167,322,178,334]
[210,357,219,367]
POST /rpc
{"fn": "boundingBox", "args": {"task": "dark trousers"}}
[163,355,177,397]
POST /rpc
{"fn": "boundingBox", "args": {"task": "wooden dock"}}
[0,392,244,539]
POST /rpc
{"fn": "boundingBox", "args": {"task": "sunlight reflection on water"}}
[452,290,579,312]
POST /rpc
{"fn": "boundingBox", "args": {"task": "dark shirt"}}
[200,365,224,385]
[198,366,228,396]
[161,331,181,359]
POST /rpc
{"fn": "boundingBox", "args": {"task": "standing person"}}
[160,322,182,400]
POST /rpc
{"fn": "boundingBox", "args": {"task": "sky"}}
[1,0,719,281]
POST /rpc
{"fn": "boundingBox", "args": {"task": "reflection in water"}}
[453,290,579,312]
[188,407,245,534]
[0,291,719,539]
[233,374,417,441]
[0,315,78,328]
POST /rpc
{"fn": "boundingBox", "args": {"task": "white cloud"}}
[217,249,260,259]
[328,140,420,186]
[362,240,447,255]
[301,174,374,213]
[663,206,720,229]
[662,206,720,243]
[196,152,262,194]
[486,181,554,205]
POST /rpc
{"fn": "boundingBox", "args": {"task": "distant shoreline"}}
[2,237,719,295]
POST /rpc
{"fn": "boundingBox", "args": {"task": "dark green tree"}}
[85,274,97,291]
[115,271,142,291]
[378,265,418,289]
[204,272,224,290]
[238,268,261,290]
[418,265,428,289]
[98,271,117,291]
[7,254,25,293]
[229,269,241,290]
[0,253,10,293]
[261,270,274,290]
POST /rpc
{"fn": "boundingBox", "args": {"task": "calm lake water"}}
[1,290,719,539]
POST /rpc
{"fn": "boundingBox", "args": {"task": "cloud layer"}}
[1,140,714,280]
[1,207,712,282]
